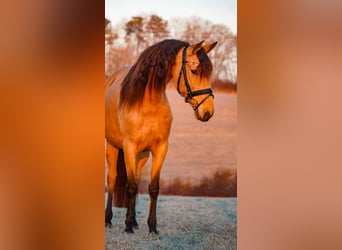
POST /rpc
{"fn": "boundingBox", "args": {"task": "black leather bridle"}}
[176,46,214,111]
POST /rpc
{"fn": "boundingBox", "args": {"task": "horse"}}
[105,39,217,234]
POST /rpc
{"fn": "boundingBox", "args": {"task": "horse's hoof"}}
[105,222,112,228]
[149,228,159,234]
[124,228,134,234]
[133,220,139,229]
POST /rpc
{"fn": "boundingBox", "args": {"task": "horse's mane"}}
[119,39,213,108]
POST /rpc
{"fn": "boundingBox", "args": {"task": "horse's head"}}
[173,41,217,122]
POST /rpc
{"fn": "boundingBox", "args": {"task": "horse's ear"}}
[202,41,218,54]
[191,40,205,54]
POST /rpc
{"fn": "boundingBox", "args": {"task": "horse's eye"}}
[191,69,198,75]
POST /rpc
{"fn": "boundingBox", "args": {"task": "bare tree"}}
[181,17,212,43]
[145,14,169,46]
[125,16,144,56]
[209,24,236,84]
[105,18,118,74]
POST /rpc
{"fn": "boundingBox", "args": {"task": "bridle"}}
[176,46,214,111]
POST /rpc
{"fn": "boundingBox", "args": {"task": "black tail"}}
[114,149,128,207]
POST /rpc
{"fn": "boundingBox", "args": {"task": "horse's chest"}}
[122,109,172,147]
[145,117,170,134]
[140,112,172,136]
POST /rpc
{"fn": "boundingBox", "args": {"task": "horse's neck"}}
[142,87,169,108]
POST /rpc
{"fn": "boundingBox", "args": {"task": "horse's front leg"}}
[131,151,150,229]
[148,142,168,234]
[123,143,138,233]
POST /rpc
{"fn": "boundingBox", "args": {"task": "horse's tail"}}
[114,149,128,208]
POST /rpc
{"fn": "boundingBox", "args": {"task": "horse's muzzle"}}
[197,110,213,122]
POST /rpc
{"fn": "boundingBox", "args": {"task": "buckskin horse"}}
[105,39,217,234]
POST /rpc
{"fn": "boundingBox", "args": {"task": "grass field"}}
[105,194,237,250]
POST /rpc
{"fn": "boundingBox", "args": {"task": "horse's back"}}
[105,66,131,111]
[105,66,130,90]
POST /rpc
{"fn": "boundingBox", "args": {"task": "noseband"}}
[176,46,214,111]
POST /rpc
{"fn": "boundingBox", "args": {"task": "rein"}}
[176,46,214,111]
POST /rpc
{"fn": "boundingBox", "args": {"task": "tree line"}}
[105,15,237,92]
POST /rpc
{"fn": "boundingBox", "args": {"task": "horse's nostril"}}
[203,111,211,121]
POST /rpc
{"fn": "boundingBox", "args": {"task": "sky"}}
[105,0,237,34]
